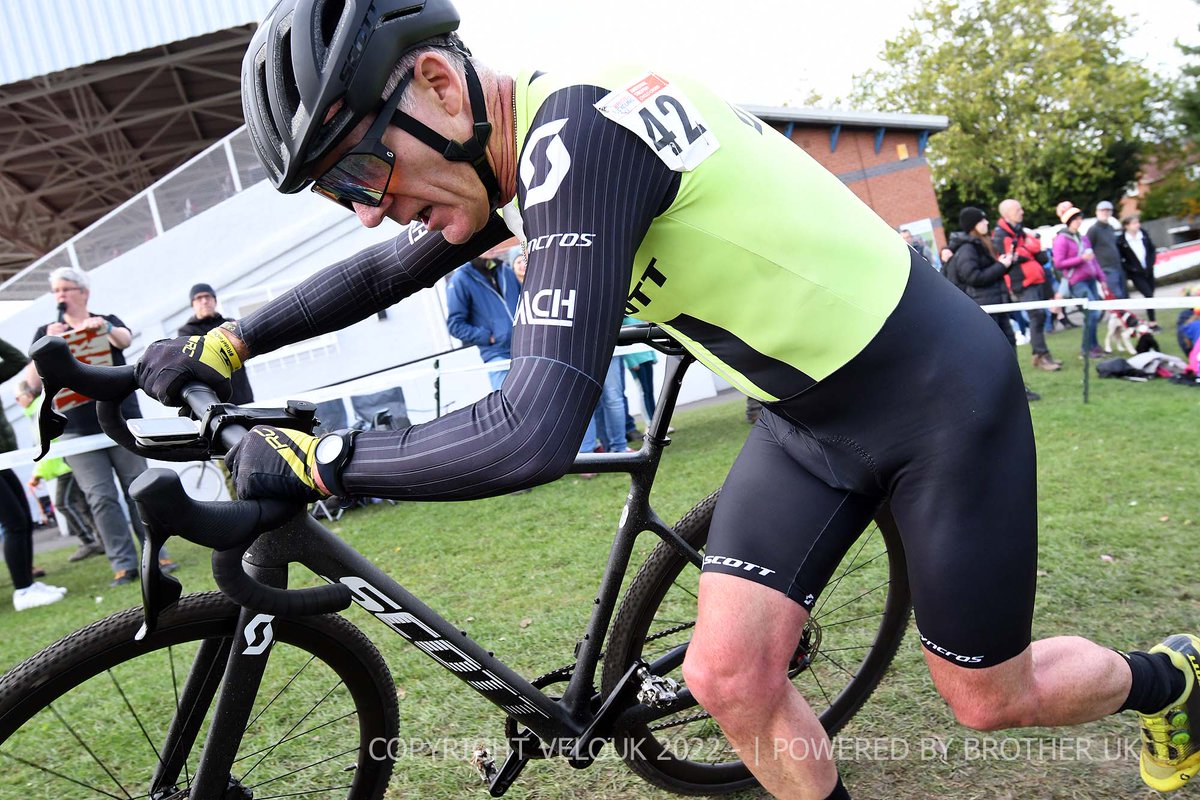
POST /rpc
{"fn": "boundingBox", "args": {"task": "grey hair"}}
[48,266,90,290]
[381,33,478,112]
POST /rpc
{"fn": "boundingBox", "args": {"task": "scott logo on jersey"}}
[514,288,577,327]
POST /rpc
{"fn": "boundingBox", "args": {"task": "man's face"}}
[191,292,217,319]
[1097,208,1112,222]
[1009,203,1024,223]
[311,55,492,244]
[900,230,913,245]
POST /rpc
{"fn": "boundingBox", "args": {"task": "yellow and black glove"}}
[135,327,243,405]
[225,425,327,502]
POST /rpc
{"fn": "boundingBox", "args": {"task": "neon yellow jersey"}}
[512,66,911,401]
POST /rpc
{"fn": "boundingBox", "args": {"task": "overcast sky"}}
[455,0,1200,108]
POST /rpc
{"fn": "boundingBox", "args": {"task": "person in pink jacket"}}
[1052,202,1105,358]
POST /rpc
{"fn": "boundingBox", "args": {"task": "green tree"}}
[853,0,1158,226]
[1141,3,1200,219]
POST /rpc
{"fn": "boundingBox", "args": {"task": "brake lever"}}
[34,382,69,460]
[134,518,182,639]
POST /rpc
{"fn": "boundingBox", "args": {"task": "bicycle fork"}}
[149,567,287,800]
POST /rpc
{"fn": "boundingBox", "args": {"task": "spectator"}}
[947,207,1040,400]
[622,315,658,426]
[29,266,175,587]
[1116,215,1159,329]
[900,228,934,268]
[1179,292,1200,359]
[445,246,521,390]
[16,380,103,563]
[0,337,66,610]
[177,283,255,403]
[994,199,1061,371]
[1086,200,1125,299]
[1052,203,1105,359]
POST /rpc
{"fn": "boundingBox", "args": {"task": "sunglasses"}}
[310,73,414,210]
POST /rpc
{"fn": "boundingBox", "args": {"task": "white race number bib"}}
[595,72,719,172]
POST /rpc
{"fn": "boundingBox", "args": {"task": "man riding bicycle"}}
[133,1,1200,797]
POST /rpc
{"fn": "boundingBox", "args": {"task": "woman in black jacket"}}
[946,208,1039,400]
[948,207,1015,339]
[1116,215,1159,327]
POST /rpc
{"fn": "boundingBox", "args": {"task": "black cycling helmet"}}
[242,0,482,195]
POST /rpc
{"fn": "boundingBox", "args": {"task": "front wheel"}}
[602,491,911,795]
[0,592,399,799]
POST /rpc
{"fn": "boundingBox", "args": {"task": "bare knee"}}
[683,645,789,721]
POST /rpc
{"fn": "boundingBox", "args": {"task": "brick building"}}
[745,106,950,251]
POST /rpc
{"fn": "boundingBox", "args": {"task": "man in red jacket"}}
[994,199,1062,371]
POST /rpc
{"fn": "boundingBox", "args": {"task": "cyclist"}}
[133,1,1199,796]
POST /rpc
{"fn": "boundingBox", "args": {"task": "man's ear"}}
[412,51,464,117]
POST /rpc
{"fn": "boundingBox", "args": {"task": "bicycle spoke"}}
[246,745,358,790]
[812,531,876,616]
[107,668,166,771]
[805,660,835,710]
[235,710,357,763]
[50,702,135,799]
[254,786,354,799]
[817,611,886,629]
[668,579,699,602]
[240,680,342,783]
[814,580,890,620]
[243,653,318,733]
[0,747,127,800]
[816,650,858,680]
[813,644,876,655]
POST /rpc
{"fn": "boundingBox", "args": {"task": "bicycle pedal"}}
[472,746,498,783]
[636,666,680,708]
[484,747,530,797]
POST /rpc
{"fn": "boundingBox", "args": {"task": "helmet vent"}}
[274,24,302,127]
[379,5,424,24]
[315,0,347,69]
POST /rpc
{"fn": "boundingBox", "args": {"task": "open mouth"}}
[417,206,432,226]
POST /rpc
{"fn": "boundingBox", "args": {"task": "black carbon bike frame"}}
[129,335,703,797]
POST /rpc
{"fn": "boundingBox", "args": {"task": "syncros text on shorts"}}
[703,252,1039,669]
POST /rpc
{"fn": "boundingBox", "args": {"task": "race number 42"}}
[595,72,719,171]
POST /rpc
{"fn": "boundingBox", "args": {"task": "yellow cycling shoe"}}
[1139,634,1200,792]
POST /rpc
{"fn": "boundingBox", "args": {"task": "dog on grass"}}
[1104,308,1153,355]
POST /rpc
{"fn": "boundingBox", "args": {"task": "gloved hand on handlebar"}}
[135,327,243,405]
[225,425,330,501]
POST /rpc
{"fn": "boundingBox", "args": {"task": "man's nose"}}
[353,202,387,228]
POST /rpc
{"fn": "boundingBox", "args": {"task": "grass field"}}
[1,328,1197,800]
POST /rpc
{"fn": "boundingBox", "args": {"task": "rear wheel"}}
[0,592,398,799]
[602,491,911,794]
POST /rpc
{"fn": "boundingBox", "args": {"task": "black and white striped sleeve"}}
[239,214,512,355]
[342,84,678,500]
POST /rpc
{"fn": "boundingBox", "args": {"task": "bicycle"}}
[0,325,911,799]
[176,458,228,502]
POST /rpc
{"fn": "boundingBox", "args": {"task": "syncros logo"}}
[339,576,547,719]
[919,634,984,665]
[526,232,594,252]
[514,288,577,327]
[625,258,667,314]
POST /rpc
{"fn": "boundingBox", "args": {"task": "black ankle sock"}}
[1119,650,1187,714]
[824,774,851,800]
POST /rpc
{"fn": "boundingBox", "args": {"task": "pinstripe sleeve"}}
[342,84,678,499]
[240,214,512,354]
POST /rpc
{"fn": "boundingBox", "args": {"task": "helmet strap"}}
[387,59,500,208]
